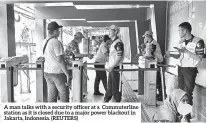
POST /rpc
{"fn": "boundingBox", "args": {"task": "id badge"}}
[187,42,196,52]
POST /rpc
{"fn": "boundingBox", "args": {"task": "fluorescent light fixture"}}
[15,3,35,8]
[75,4,143,9]
[150,4,154,8]
[44,2,74,6]
[87,20,135,23]
[61,19,86,21]
[16,2,74,7]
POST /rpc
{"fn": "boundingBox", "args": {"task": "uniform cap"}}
[142,30,153,37]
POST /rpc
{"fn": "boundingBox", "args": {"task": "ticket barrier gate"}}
[139,57,157,107]
[0,55,174,104]
[70,60,83,102]
[86,61,175,105]
[36,59,46,102]
[0,56,86,103]
[36,59,87,103]
[0,63,15,102]
[0,55,35,102]
[138,56,176,107]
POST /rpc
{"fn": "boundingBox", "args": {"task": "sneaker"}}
[156,95,163,101]
[103,100,109,103]
[93,92,104,96]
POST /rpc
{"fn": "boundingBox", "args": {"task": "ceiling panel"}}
[54,20,89,26]
[35,6,146,21]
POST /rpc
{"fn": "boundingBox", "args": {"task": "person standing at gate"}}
[93,35,111,95]
[42,21,70,102]
[65,32,94,63]
[104,25,124,102]
[165,22,205,119]
[64,32,94,97]
[141,30,164,101]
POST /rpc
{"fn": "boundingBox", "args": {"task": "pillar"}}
[0,4,16,58]
[0,4,15,102]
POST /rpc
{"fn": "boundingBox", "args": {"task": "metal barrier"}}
[0,56,175,104]
[0,59,44,102]
[84,61,175,106]
[0,66,14,102]
[85,67,159,71]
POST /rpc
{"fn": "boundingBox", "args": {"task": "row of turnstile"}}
[0,55,170,106]
[0,56,86,103]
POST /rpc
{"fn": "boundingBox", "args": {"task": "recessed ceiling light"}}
[43,2,74,7]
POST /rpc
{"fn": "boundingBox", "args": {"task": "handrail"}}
[85,67,159,71]
[85,62,139,65]
[157,64,176,68]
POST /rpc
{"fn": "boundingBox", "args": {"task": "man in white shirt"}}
[165,22,205,121]
[104,25,124,102]
[165,22,205,105]
[42,21,70,102]
[93,35,111,95]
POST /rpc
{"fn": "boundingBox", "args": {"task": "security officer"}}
[165,22,205,106]
[141,30,164,101]
[141,30,163,62]
[93,35,111,95]
[104,25,124,102]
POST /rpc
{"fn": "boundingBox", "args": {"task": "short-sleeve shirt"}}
[108,37,124,68]
[64,39,80,66]
[177,35,205,67]
[95,42,109,63]
[150,40,163,62]
[42,37,64,73]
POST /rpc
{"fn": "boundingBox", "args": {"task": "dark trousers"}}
[178,66,198,105]
[156,69,166,98]
[94,62,107,93]
[157,70,162,95]
[104,66,122,102]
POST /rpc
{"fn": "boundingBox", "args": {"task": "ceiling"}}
[34,2,150,27]
[13,1,161,28]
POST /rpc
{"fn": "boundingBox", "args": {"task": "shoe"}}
[103,100,109,103]
[93,92,104,96]
[156,95,163,101]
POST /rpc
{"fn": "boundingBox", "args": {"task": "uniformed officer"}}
[165,22,205,106]
[141,30,163,62]
[93,35,111,95]
[104,25,124,102]
[140,30,164,101]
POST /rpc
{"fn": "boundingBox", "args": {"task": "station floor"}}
[13,58,164,122]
